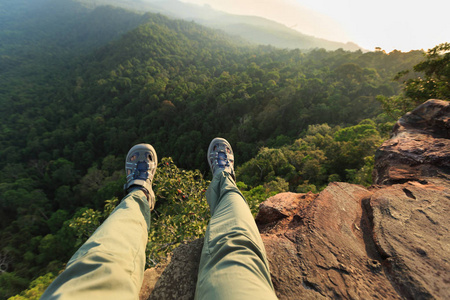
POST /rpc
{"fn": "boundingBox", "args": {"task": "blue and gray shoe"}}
[207,137,235,180]
[124,143,157,206]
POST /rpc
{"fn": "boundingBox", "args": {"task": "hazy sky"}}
[180,0,449,52]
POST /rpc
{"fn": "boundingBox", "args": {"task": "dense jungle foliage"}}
[1,0,448,298]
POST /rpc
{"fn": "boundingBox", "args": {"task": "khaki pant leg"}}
[195,172,277,300]
[41,190,150,300]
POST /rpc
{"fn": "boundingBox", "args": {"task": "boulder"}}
[143,239,203,300]
[374,99,450,185]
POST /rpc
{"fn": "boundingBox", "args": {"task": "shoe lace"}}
[133,161,150,180]
[217,152,230,168]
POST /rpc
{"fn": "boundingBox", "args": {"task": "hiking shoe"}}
[207,137,235,180]
[124,143,157,204]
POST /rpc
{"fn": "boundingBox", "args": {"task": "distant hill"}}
[0,0,150,101]
[75,0,362,51]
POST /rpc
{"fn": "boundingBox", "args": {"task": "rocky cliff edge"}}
[140,99,450,300]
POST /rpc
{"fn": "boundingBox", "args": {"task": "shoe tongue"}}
[218,152,227,167]
[136,161,149,179]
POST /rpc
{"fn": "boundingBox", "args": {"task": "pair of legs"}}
[41,138,277,299]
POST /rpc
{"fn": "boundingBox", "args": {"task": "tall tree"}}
[402,43,450,103]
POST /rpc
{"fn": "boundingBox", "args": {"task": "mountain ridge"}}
[75,0,362,51]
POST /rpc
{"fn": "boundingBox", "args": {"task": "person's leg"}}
[41,144,157,300]
[41,190,150,300]
[195,138,277,300]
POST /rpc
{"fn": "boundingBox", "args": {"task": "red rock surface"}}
[373,99,450,185]
[256,99,450,299]
[259,183,402,299]
[366,179,450,299]
[140,99,450,299]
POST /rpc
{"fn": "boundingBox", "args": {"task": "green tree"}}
[8,273,55,300]
[0,272,28,300]
[403,43,450,102]
[381,43,450,119]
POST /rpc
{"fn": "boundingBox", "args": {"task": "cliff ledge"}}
[140,99,450,299]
